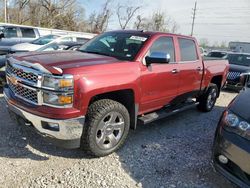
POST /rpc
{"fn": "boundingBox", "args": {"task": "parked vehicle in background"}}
[229,41,250,53]
[0,24,40,55]
[4,30,229,157]
[36,41,88,52]
[10,34,60,53]
[200,47,208,56]
[213,73,250,188]
[10,34,92,53]
[206,50,228,58]
[225,53,250,90]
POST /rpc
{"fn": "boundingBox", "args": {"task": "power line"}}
[191,1,197,36]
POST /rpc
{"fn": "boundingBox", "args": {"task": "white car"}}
[10,34,94,53]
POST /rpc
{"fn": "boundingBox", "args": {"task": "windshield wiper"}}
[80,50,113,57]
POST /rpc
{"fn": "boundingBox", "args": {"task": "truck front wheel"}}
[81,99,130,157]
[197,84,218,112]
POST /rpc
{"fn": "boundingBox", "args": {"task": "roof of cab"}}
[105,30,196,40]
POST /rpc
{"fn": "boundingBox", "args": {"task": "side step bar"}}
[138,102,198,125]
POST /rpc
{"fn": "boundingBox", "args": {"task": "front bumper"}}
[213,128,250,187]
[4,89,85,149]
[225,80,243,91]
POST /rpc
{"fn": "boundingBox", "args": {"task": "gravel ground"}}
[0,90,238,188]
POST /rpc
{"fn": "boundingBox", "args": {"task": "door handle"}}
[196,67,203,71]
[172,69,179,74]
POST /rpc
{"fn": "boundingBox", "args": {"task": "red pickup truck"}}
[4,30,229,156]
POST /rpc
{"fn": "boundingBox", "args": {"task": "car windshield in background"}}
[31,35,59,45]
[79,32,149,61]
[36,42,65,52]
[207,51,227,58]
[228,54,250,66]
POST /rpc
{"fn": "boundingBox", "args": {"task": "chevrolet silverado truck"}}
[4,30,229,157]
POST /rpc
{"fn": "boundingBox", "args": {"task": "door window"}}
[4,27,18,38]
[178,38,198,61]
[20,28,36,38]
[148,37,175,62]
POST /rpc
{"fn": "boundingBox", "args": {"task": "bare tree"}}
[116,4,141,29]
[133,11,179,33]
[86,0,112,33]
[134,15,143,30]
[199,38,209,48]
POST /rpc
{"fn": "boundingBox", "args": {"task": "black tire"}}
[197,84,218,112]
[81,99,130,157]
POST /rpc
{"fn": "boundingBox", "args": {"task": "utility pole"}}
[4,0,8,23]
[191,1,197,36]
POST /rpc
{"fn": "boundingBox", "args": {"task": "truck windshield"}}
[227,54,250,67]
[79,32,149,61]
[31,34,59,45]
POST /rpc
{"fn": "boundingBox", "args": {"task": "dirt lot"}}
[0,91,238,188]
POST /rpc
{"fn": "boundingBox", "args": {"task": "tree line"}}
[0,0,179,34]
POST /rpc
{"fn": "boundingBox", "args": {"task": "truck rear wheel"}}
[81,99,130,157]
[197,84,218,112]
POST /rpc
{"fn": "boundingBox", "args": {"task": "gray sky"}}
[84,0,250,45]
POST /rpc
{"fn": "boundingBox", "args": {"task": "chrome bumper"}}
[4,91,85,147]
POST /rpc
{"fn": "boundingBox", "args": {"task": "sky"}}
[82,0,250,45]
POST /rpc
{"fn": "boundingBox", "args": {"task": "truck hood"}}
[229,64,250,73]
[11,51,120,74]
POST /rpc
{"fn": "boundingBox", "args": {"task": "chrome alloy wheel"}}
[95,111,125,150]
[207,88,217,109]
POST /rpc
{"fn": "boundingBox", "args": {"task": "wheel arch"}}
[210,75,223,97]
[88,89,138,130]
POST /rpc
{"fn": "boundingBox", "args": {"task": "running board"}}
[138,102,198,125]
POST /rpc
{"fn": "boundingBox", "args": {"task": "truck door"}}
[140,36,180,113]
[0,27,20,53]
[177,37,203,98]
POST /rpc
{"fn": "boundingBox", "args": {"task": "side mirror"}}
[240,73,250,87]
[0,32,4,39]
[145,52,171,66]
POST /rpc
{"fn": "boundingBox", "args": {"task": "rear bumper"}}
[213,128,250,187]
[4,87,85,149]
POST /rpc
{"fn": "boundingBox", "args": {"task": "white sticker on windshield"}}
[129,36,147,42]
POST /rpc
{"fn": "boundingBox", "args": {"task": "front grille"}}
[9,82,38,104]
[227,71,241,81]
[6,62,38,84]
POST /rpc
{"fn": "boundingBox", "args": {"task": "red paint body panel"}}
[9,31,229,119]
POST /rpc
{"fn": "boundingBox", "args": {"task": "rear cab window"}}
[178,38,198,62]
[20,28,36,38]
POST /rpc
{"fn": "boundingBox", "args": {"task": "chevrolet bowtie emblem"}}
[9,76,19,85]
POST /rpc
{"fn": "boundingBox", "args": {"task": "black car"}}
[206,51,228,58]
[226,53,250,90]
[213,73,250,187]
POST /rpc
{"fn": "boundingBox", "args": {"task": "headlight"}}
[225,113,239,127]
[43,92,73,106]
[42,74,73,91]
[224,111,250,131]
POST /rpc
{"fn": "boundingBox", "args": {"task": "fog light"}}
[42,121,59,131]
[48,123,59,130]
[218,155,228,164]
